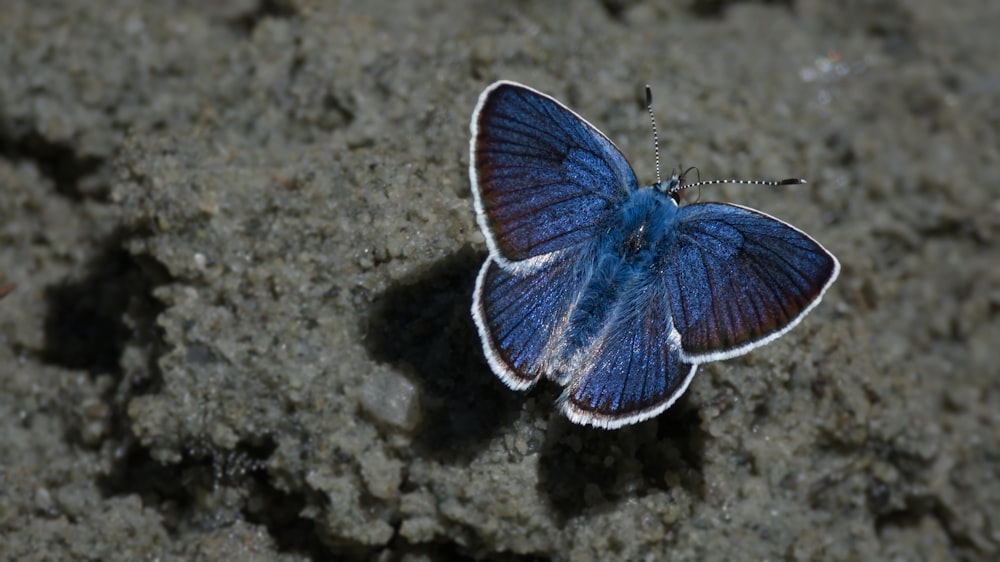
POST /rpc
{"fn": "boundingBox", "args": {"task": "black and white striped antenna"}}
[667,176,807,197]
[645,85,662,186]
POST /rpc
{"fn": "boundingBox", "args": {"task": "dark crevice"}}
[382,539,549,562]
[229,0,299,35]
[96,445,194,535]
[100,438,277,530]
[244,480,333,561]
[40,232,170,377]
[228,439,342,560]
[0,126,104,201]
[321,91,356,130]
[124,253,171,397]
[40,233,166,376]
[598,0,643,21]
[690,0,796,18]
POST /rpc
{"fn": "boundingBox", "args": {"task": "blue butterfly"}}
[469,81,840,429]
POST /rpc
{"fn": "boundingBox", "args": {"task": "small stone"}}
[359,369,421,432]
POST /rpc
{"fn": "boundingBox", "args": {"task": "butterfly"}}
[469,81,839,429]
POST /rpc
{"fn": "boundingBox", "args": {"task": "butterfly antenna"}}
[645,85,662,186]
[681,177,807,191]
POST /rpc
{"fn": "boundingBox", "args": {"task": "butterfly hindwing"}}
[470,81,637,265]
[664,202,840,361]
[559,275,698,429]
[472,252,585,390]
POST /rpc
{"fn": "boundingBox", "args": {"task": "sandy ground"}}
[1,0,998,560]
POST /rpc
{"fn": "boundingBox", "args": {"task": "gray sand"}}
[1,1,998,560]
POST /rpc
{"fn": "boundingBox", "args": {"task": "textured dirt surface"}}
[1,0,998,560]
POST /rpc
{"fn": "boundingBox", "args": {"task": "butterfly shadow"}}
[363,246,523,461]
[537,398,707,519]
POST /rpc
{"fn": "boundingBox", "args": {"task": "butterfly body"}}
[470,81,839,429]
[559,188,675,351]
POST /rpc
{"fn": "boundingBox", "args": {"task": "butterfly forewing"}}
[664,203,840,362]
[471,82,637,265]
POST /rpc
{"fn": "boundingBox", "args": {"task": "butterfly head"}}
[653,166,700,203]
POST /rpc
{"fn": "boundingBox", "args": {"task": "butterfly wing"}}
[470,81,637,266]
[558,278,698,429]
[472,252,585,390]
[664,202,840,362]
